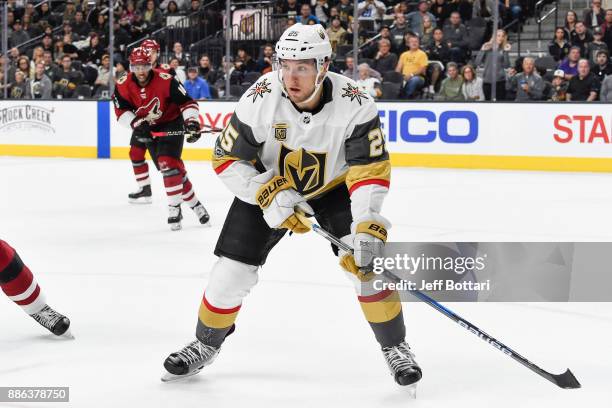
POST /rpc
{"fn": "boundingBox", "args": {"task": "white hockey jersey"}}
[212,71,391,221]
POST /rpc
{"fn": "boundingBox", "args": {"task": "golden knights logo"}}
[341,83,368,105]
[273,123,288,141]
[246,78,272,103]
[278,144,327,196]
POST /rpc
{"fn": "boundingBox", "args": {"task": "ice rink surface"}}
[1,157,611,408]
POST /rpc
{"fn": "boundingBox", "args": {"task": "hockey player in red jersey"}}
[162,24,421,388]
[0,240,72,337]
[125,39,175,204]
[113,47,210,230]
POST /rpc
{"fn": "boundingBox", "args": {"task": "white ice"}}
[0,157,610,408]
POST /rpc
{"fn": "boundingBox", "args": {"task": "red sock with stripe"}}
[0,240,47,315]
[129,146,151,187]
[182,175,200,208]
[159,156,183,206]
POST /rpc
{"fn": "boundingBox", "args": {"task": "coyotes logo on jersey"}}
[135,97,163,124]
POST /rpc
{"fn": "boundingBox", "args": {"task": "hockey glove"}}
[185,119,201,143]
[339,215,390,280]
[131,118,153,143]
[254,170,313,234]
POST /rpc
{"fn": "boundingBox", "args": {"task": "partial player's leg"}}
[0,240,72,337]
[180,164,210,226]
[162,197,286,381]
[128,135,153,204]
[309,186,421,388]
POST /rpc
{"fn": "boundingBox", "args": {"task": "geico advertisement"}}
[0,101,97,146]
[110,101,612,159]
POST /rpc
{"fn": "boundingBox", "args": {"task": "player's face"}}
[131,64,152,82]
[280,59,318,103]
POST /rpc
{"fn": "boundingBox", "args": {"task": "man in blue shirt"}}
[184,67,212,100]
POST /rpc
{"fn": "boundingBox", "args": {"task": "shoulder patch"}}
[161,63,171,70]
[159,72,172,80]
[341,82,368,106]
[116,73,128,85]
[246,78,272,103]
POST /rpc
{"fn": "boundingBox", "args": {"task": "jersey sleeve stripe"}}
[202,293,242,314]
[213,159,238,174]
[357,288,394,303]
[348,179,390,195]
[345,160,391,194]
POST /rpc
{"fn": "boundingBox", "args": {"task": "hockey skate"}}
[31,305,73,339]
[192,202,210,226]
[161,339,220,382]
[168,204,183,231]
[128,185,152,204]
[382,341,422,397]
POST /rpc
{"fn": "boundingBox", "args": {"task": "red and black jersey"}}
[112,70,198,127]
[154,62,177,77]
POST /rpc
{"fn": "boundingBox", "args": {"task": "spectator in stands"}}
[342,55,382,80]
[236,48,258,72]
[337,0,354,29]
[161,0,188,12]
[30,47,44,70]
[567,59,600,100]
[10,20,30,48]
[9,56,33,81]
[26,62,52,99]
[571,21,593,58]
[143,0,164,31]
[53,55,84,99]
[130,11,149,39]
[185,66,211,100]
[61,34,80,60]
[362,25,393,58]
[94,55,112,91]
[549,27,571,62]
[62,0,77,22]
[461,64,485,101]
[563,10,578,39]
[371,38,398,75]
[592,50,612,81]
[407,1,437,37]
[327,17,348,52]
[390,13,412,51]
[558,46,581,79]
[475,29,511,100]
[172,42,189,67]
[587,27,609,63]
[548,69,568,101]
[256,44,274,74]
[394,1,409,15]
[396,35,428,99]
[198,55,217,85]
[600,72,612,101]
[122,1,138,25]
[356,63,382,98]
[421,15,436,48]
[502,0,522,27]
[583,0,605,28]
[425,27,450,92]
[280,0,301,18]
[299,4,320,25]
[506,56,545,101]
[42,50,57,80]
[35,1,52,25]
[603,9,612,52]
[62,21,80,43]
[436,62,464,101]
[22,14,40,38]
[313,0,331,27]
[72,11,92,39]
[82,33,105,66]
[357,0,386,22]
[93,14,109,42]
[115,61,128,80]
[169,58,187,82]
[431,0,453,27]
[165,1,181,15]
[443,12,469,63]
[9,70,28,99]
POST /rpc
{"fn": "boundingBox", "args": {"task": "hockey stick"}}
[294,212,581,389]
[151,124,223,138]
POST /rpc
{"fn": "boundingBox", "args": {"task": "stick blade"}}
[550,369,581,389]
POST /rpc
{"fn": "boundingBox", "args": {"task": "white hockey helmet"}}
[275,23,332,71]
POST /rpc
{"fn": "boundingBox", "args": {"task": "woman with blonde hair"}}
[475,29,511,100]
[461,64,485,101]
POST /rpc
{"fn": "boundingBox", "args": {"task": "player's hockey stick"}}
[151,124,223,138]
[294,212,581,390]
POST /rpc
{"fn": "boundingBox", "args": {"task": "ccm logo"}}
[379,110,478,143]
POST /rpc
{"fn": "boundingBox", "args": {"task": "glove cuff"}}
[255,176,292,209]
[130,117,146,130]
[352,214,391,242]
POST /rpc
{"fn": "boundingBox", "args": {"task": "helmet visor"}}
[275,58,317,78]
[130,63,152,73]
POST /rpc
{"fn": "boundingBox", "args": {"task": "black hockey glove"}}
[185,119,201,143]
[131,118,153,144]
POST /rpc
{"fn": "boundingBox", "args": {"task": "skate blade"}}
[129,197,153,204]
[170,223,182,231]
[404,383,417,399]
[60,328,75,340]
[161,368,202,383]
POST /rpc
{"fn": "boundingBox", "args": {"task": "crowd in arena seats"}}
[0,0,611,102]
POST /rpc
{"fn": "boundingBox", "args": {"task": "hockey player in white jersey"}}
[162,23,422,388]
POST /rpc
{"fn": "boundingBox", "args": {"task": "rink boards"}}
[0,100,611,172]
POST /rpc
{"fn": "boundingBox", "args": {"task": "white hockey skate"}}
[31,305,74,339]
[161,339,220,382]
[128,185,152,204]
[192,202,211,226]
[382,341,422,398]
[168,204,183,231]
